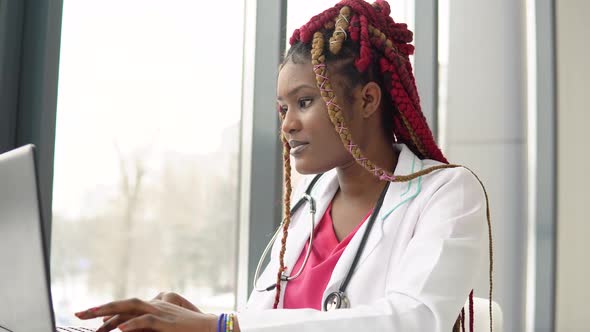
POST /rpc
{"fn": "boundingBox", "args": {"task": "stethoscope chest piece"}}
[323,291,350,311]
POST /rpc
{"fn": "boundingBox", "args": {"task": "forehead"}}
[277,62,316,94]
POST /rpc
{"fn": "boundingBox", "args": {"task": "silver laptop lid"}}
[0,145,56,332]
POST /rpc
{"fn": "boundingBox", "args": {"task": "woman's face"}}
[277,61,356,174]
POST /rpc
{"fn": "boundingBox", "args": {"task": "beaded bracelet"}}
[217,313,235,332]
[225,313,235,332]
[217,313,225,332]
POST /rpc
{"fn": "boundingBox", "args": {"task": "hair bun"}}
[372,0,391,17]
[290,29,301,45]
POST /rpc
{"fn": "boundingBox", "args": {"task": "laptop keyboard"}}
[56,327,97,332]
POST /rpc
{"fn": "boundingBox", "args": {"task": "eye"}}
[298,97,313,109]
[277,104,288,115]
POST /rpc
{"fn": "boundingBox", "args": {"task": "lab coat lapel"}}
[323,145,423,300]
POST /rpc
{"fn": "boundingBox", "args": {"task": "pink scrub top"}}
[283,201,373,310]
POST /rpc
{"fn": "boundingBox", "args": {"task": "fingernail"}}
[75,307,99,318]
[118,323,127,331]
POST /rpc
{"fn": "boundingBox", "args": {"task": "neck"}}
[335,141,398,202]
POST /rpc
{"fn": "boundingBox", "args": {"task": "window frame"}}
[236,0,288,308]
[525,0,557,329]
[0,0,63,256]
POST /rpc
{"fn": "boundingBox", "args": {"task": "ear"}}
[360,81,382,118]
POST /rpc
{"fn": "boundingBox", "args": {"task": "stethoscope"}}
[253,173,390,311]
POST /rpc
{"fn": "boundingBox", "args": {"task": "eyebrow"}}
[277,84,317,101]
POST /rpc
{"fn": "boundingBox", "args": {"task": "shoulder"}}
[391,144,483,201]
[419,159,484,199]
[412,160,487,234]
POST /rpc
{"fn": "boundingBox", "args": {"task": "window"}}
[50,1,244,326]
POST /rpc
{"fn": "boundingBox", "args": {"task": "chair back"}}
[462,297,503,332]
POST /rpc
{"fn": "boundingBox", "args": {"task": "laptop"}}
[0,145,96,332]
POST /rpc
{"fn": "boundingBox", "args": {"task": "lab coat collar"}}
[277,144,424,307]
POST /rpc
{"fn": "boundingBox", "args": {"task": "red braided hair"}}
[290,0,446,163]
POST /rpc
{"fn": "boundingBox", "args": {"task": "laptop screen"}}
[0,145,56,332]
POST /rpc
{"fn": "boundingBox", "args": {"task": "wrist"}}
[234,314,241,332]
[210,314,220,332]
[214,313,240,332]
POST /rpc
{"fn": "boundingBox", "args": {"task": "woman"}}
[76,1,492,331]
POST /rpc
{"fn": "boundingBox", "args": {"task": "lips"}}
[289,140,309,156]
[289,140,308,148]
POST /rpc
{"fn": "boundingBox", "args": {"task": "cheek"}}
[292,112,354,174]
[308,106,350,155]
[312,128,353,164]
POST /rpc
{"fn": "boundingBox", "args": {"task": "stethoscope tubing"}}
[252,174,390,307]
[253,193,316,292]
[253,174,323,292]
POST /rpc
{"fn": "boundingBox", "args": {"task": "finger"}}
[152,292,166,301]
[159,292,180,303]
[75,298,158,320]
[118,314,166,332]
[96,314,135,332]
[159,292,200,312]
[102,315,113,323]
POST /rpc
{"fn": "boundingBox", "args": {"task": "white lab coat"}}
[237,144,487,331]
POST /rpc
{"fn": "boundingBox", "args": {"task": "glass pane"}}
[437,1,529,330]
[51,0,244,326]
[285,0,415,187]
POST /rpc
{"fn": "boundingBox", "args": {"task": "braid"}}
[355,15,372,72]
[295,7,341,44]
[469,290,475,332]
[461,306,466,332]
[370,0,391,35]
[279,4,493,330]
[364,22,444,162]
[310,19,437,182]
[453,317,461,332]
[329,7,351,55]
[273,127,293,309]
[340,0,381,29]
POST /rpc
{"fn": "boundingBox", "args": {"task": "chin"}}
[293,158,333,175]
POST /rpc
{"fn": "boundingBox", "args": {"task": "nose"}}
[280,108,301,137]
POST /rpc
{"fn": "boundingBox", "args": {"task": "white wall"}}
[555,0,590,329]
[443,1,527,330]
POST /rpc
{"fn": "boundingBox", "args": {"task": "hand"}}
[152,291,201,312]
[75,298,218,332]
[98,292,201,331]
